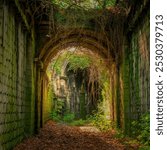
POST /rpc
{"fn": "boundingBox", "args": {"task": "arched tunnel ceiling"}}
[31,0,128,66]
[39,29,115,70]
[23,0,149,70]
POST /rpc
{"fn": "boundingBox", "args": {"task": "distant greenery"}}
[63,113,75,122]
[50,110,61,121]
[69,119,87,126]
[50,111,87,126]
[51,100,112,130]
[54,98,65,115]
[67,55,91,71]
[51,108,111,129]
[51,52,92,75]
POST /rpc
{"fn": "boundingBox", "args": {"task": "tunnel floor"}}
[13,121,139,150]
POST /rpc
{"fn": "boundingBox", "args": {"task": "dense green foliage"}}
[50,0,118,29]
[51,51,92,75]
[69,119,87,126]
[63,113,75,122]
[67,55,91,71]
[50,111,87,126]
[88,101,111,131]
[50,110,61,121]
[131,113,150,146]
[54,98,65,114]
[50,88,111,129]
[51,0,116,9]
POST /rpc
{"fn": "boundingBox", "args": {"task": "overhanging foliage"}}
[51,0,116,9]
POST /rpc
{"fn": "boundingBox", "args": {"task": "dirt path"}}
[14,121,138,150]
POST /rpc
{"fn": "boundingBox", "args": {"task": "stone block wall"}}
[121,9,150,133]
[0,2,35,149]
[129,12,150,119]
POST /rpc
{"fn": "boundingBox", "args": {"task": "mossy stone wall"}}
[0,0,150,148]
[121,9,150,134]
[0,3,35,149]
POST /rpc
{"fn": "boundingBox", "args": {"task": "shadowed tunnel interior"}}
[0,0,150,149]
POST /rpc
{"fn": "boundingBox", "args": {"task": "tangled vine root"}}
[23,0,128,64]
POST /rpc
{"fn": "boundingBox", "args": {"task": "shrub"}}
[50,111,61,122]
[87,101,111,131]
[88,113,111,131]
[54,99,65,115]
[131,113,150,145]
[63,113,75,122]
[69,119,87,126]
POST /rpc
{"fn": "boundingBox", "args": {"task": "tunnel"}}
[0,0,150,149]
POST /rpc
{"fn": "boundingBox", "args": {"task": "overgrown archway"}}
[0,0,150,149]
[34,0,128,135]
[44,46,114,129]
[36,28,122,129]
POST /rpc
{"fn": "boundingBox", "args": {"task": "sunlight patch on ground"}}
[79,126,100,133]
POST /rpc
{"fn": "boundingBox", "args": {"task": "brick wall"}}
[0,3,35,149]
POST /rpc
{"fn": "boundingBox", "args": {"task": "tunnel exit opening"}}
[34,24,125,133]
[43,46,113,130]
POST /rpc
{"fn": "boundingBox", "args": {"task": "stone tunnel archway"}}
[35,28,121,130]
[39,29,116,69]
[0,0,150,149]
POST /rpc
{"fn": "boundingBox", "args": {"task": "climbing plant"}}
[49,50,92,75]
[51,0,116,9]
[131,113,150,146]
[67,55,91,71]
[24,0,127,64]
